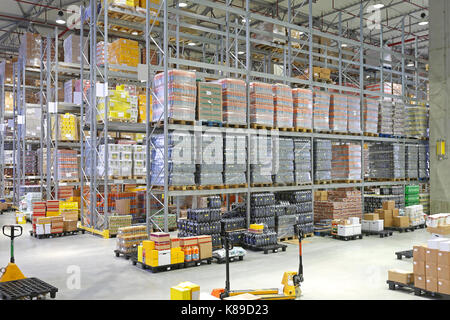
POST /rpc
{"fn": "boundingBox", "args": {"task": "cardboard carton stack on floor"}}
[314,189,362,222]
[362,212,384,233]
[332,217,362,237]
[412,239,450,295]
[373,200,407,228]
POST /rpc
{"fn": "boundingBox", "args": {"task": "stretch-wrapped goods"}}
[329,94,347,133]
[294,139,312,184]
[347,96,361,133]
[250,82,274,127]
[272,137,294,185]
[313,91,330,131]
[273,84,293,128]
[218,79,247,126]
[292,88,313,129]
[223,133,247,185]
[314,139,332,181]
[378,101,394,135]
[363,98,378,133]
[331,143,361,180]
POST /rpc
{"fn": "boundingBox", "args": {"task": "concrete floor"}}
[0,211,431,300]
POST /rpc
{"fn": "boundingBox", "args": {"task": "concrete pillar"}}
[430,0,450,213]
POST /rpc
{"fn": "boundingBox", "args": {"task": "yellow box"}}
[178,281,200,300]
[170,286,191,300]
[138,245,143,263]
[177,252,184,263]
[46,212,60,217]
[147,258,158,267]
[143,240,155,251]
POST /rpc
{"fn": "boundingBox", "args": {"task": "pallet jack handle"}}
[294,224,304,285]
[2,225,22,263]
[220,221,233,299]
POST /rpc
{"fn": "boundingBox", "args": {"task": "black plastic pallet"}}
[395,249,413,260]
[114,250,137,260]
[387,280,450,300]
[332,234,363,241]
[29,229,85,239]
[201,120,223,127]
[0,277,58,300]
[213,255,244,264]
[242,243,287,254]
[412,224,426,230]
[385,226,416,233]
[362,230,393,238]
[131,257,212,273]
[314,230,332,237]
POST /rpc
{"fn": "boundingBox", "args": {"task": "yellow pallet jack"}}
[212,224,304,300]
[0,225,26,282]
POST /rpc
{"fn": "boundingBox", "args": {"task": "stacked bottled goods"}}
[218,79,247,126]
[292,88,313,129]
[249,82,274,127]
[273,83,294,128]
[116,225,148,254]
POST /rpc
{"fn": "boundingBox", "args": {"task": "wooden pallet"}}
[279,235,297,242]
[293,127,313,133]
[196,185,224,190]
[314,180,333,185]
[250,183,272,188]
[316,130,333,134]
[278,127,296,132]
[224,183,248,189]
[59,179,79,183]
[152,185,197,191]
[303,232,314,238]
[331,180,362,184]
[108,176,133,180]
[223,123,247,129]
[250,123,274,130]
[363,132,378,137]
[273,182,296,187]
[152,119,195,126]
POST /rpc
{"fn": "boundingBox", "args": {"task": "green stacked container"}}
[405,185,420,207]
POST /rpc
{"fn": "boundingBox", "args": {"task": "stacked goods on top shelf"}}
[177,196,222,248]
[272,137,294,185]
[405,105,429,138]
[329,93,347,133]
[116,225,148,255]
[97,84,138,123]
[276,191,313,237]
[197,82,222,123]
[393,100,405,136]
[63,34,87,64]
[312,91,330,131]
[347,95,361,133]
[313,139,332,182]
[223,133,247,185]
[314,189,362,222]
[132,145,146,178]
[108,38,139,68]
[331,143,361,181]
[195,132,223,186]
[153,70,196,122]
[405,185,420,207]
[368,143,405,180]
[250,135,273,184]
[418,144,429,179]
[26,107,41,139]
[249,82,274,127]
[294,138,312,185]
[151,132,195,186]
[19,32,41,67]
[363,98,379,134]
[273,83,293,128]
[52,114,79,141]
[405,144,419,179]
[378,101,394,135]
[292,88,313,130]
[218,79,247,126]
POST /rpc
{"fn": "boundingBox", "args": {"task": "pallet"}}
[385,226,416,233]
[29,229,85,239]
[316,130,332,134]
[363,131,378,137]
[332,234,363,241]
[153,119,196,127]
[201,120,223,127]
[133,176,146,180]
[224,183,248,189]
[131,257,212,273]
[303,232,314,238]
[314,180,333,185]
[293,127,313,133]
[395,250,413,260]
[362,230,393,238]
[412,223,426,230]
[277,127,296,132]
[250,183,272,188]
[278,235,296,242]
[331,180,362,184]
[387,280,450,300]
[114,250,137,260]
[273,182,296,187]
[213,255,244,264]
[153,185,197,191]
[242,243,287,254]
[223,123,247,129]
[0,277,58,300]
[314,229,332,237]
[250,123,274,130]
[108,176,133,180]
[59,179,79,183]
[196,185,224,190]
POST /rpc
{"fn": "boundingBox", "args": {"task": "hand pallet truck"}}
[212,223,304,300]
[0,225,58,300]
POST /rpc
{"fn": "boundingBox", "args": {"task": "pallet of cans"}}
[292,88,313,130]
[249,82,274,127]
[273,83,293,128]
[217,78,247,126]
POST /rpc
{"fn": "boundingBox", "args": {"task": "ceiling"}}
[0,0,429,59]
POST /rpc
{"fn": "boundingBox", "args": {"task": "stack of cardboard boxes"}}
[413,238,450,295]
[332,217,362,237]
[197,82,222,123]
[373,200,409,228]
[314,189,362,222]
[362,213,384,232]
[32,200,78,235]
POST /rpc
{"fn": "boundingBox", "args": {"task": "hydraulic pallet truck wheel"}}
[0,225,26,282]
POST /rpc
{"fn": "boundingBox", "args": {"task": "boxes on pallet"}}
[272,137,295,185]
[313,139,332,182]
[223,133,247,185]
[273,84,293,128]
[197,82,222,123]
[388,270,414,285]
[329,94,347,133]
[331,143,361,181]
[312,91,330,131]
[249,82,274,127]
[292,88,312,129]
[217,78,247,126]
[293,139,312,184]
[347,95,361,133]
[363,98,378,134]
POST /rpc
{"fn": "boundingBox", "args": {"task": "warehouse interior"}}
[0,0,449,302]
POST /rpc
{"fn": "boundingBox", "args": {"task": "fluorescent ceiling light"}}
[178,2,188,7]
[407,62,414,67]
[419,21,428,26]
[188,42,196,46]
[341,43,348,48]
[131,31,138,35]
[56,19,66,25]
[373,4,385,9]
[238,51,245,55]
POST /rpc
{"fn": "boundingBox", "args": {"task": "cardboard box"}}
[413,261,425,276]
[338,225,354,236]
[370,220,384,232]
[438,279,450,295]
[438,251,450,266]
[415,275,426,289]
[393,216,409,228]
[364,213,379,221]
[314,191,327,201]
[36,224,45,235]
[426,277,438,292]
[426,248,439,264]
[413,245,427,262]
[388,270,414,285]
[63,220,78,232]
[362,220,371,231]
[197,235,212,244]
[44,224,51,234]
[180,237,198,247]
[392,208,399,217]
[150,232,170,243]
[154,241,171,251]
[382,201,395,210]
[384,216,393,228]
[198,242,212,260]
[425,263,438,278]
[171,238,180,248]
[116,199,131,215]
[437,265,450,281]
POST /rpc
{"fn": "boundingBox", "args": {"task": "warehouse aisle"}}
[0,212,429,300]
